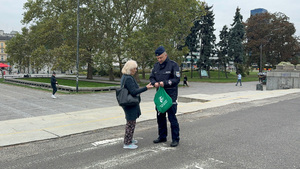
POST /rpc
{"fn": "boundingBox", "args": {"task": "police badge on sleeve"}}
[176,71,180,77]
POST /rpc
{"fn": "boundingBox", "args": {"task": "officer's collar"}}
[158,57,169,69]
[159,57,169,65]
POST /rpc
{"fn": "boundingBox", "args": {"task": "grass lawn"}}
[139,70,259,83]
[21,78,118,87]
[0,70,259,91]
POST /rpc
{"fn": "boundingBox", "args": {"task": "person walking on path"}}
[51,72,58,98]
[149,46,181,147]
[236,72,242,86]
[183,75,189,87]
[121,60,153,149]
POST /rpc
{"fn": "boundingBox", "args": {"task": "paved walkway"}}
[1,79,300,147]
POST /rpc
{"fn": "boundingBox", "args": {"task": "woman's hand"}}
[146,83,153,89]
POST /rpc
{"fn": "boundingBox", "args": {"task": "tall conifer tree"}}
[217,25,230,78]
[228,7,245,74]
[197,4,216,78]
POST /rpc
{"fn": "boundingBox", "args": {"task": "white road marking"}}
[179,158,224,169]
[84,145,174,169]
[91,137,123,147]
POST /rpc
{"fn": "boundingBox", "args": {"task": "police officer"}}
[149,46,180,147]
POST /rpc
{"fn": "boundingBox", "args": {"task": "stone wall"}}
[266,62,300,90]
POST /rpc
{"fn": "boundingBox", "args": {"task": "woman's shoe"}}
[123,143,138,149]
[132,139,138,144]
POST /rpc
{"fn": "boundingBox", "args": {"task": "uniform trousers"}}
[156,104,180,142]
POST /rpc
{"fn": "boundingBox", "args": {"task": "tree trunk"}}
[87,62,93,79]
[119,60,122,78]
[218,64,220,79]
[207,67,210,78]
[190,60,194,79]
[134,69,141,83]
[199,65,202,79]
[108,66,114,81]
[142,67,146,79]
[86,49,93,79]
[224,63,228,78]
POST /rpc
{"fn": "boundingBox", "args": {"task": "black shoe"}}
[153,138,167,144]
[170,141,179,147]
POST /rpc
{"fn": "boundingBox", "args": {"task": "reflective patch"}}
[165,71,171,74]
[176,71,180,77]
[168,80,172,85]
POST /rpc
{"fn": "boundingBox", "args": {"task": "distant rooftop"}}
[0,36,13,41]
[0,30,18,38]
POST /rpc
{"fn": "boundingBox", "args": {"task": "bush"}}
[114,70,121,78]
[98,69,108,76]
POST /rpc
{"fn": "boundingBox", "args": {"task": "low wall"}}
[266,71,300,90]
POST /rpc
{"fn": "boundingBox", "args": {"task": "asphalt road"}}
[1,92,299,169]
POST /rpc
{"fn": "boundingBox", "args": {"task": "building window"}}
[1,56,3,61]
[1,43,3,47]
[1,49,3,53]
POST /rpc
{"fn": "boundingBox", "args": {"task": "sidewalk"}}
[1,81,300,147]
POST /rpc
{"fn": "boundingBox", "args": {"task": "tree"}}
[7,0,205,81]
[217,25,230,78]
[245,12,300,68]
[185,19,201,79]
[6,28,32,73]
[128,0,203,80]
[228,7,245,74]
[144,0,204,59]
[21,0,105,78]
[197,4,216,78]
[246,13,299,66]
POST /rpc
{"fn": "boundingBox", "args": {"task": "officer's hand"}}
[159,81,164,87]
[154,82,160,88]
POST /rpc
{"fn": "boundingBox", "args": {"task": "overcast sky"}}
[0,0,299,42]
[208,0,300,40]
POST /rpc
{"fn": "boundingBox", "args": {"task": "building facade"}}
[0,30,18,64]
[250,8,268,16]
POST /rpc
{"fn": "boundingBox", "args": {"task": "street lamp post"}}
[260,43,262,72]
[76,0,80,92]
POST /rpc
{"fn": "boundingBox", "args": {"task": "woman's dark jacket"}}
[121,74,147,121]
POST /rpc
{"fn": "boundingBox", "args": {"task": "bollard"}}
[256,83,263,91]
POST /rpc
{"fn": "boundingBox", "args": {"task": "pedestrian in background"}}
[236,72,242,86]
[149,46,181,147]
[121,60,153,149]
[183,75,189,87]
[51,72,58,98]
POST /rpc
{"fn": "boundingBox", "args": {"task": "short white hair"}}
[122,60,137,75]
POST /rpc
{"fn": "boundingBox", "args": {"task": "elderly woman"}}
[121,60,153,149]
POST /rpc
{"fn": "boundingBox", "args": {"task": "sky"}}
[206,0,300,40]
[0,0,299,42]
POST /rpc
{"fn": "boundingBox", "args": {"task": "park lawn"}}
[181,70,259,83]
[22,78,118,87]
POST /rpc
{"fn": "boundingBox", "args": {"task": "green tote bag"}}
[154,87,173,113]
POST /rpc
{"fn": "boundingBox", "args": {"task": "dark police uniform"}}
[149,56,180,142]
